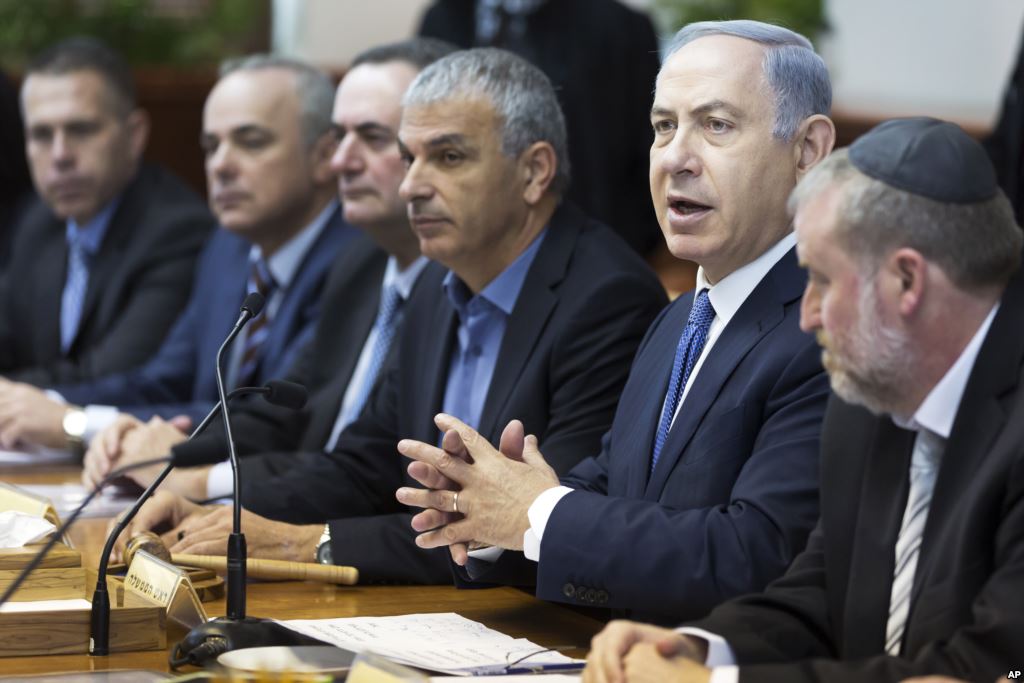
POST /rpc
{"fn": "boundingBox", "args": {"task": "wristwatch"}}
[62,407,87,452]
[315,524,332,564]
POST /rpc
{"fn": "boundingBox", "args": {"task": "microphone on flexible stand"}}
[88,376,306,655]
[171,294,337,668]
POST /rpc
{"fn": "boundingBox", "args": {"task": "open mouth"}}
[670,198,712,216]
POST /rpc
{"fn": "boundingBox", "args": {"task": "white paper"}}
[0,598,91,613]
[0,509,56,548]
[0,445,75,465]
[279,612,583,676]
[16,483,138,520]
[430,677,580,682]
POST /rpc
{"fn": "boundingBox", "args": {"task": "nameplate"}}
[125,549,207,629]
[0,482,61,528]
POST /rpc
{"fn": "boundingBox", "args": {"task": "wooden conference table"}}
[1,463,604,676]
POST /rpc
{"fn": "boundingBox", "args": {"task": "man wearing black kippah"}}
[583,117,1024,683]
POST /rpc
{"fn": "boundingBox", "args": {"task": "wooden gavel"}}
[124,531,359,585]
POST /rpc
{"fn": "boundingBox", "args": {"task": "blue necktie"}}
[60,235,91,353]
[237,258,277,386]
[347,284,403,419]
[651,289,715,471]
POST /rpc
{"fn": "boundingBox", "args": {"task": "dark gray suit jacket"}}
[0,164,214,386]
[689,274,1024,682]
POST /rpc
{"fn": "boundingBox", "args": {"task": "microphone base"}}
[171,615,327,668]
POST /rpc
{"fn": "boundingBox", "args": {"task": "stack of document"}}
[279,612,584,676]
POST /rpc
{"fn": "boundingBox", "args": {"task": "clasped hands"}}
[395,413,560,565]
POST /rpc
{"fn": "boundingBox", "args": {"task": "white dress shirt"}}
[685,302,998,683]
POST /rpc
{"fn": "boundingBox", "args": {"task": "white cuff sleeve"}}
[206,460,235,498]
[676,627,738,683]
[45,390,66,404]
[522,486,573,561]
[83,405,121,445]
[467,545,505,563]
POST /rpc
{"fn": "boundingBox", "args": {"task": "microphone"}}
[88,294,266,656]
[217,293,264,622]
[173,294,307,666]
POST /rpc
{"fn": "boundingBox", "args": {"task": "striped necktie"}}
[651,289,715,472]
[237,258,277,386]
[884,427,944,655]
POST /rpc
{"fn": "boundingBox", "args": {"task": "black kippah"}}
[848,116,998,204]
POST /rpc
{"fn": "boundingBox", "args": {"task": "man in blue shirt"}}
[0,55,353,452]
[0,37,213,403]
[117,47,667,584]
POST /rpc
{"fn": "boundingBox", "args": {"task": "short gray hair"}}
[402,48,571,194]
[219,54,334,149]
[664,20,831,141]
[790,149,1023,292]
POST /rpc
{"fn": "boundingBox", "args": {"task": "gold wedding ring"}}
[452,491,460,514]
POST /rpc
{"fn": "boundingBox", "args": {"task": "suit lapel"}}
[475,207,578,440]
[644,248,802,499]
[416,269,459,444]
[842,418,915,658]
[908,274,1024,611]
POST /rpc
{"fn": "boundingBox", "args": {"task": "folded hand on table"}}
[83,414,202,494]
[0,379,69,449]
[584,620,709,683]
[109,490,322,566]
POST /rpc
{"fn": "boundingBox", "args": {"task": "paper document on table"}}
[430,677,580,682]
[279,612,584,676]
[15,483,137,519]
[0,598,91,613]
[0,445,75,465]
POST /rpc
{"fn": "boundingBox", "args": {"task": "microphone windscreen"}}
[264,380,307,409]
[170,438,227,469]
[241,292,265,318]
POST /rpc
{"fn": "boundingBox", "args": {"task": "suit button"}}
[596,590,608,604]
[585,588,598,603]
[562,583,576,599]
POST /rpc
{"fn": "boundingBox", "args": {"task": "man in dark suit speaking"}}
[583,119,1024,683]
[397,20,835,623]
[117,47,667,584]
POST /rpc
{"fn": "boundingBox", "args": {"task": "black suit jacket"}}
[0,164,215,386]
[690,275,1024,682]
[174,233,389,458]
[238,203,668,583]
[464,247,828,624]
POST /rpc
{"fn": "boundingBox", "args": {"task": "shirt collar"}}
[248,199,337,289]
[894,303,999,438]
[66,196,121,255]
[382,254,430,301]
[694,232,796,325]
[443,229,547,315]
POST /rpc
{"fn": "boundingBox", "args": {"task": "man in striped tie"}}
[583,119,1024,682]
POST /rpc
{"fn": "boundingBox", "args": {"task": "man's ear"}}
[794,115,836,178]
[883,247,928,317]
[126,109,150,161]
[520,141,557,205]
[309,130,339,184]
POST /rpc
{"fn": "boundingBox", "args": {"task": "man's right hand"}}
[83,414,191,490]
[108,490,207,562]
[584,620,707,683]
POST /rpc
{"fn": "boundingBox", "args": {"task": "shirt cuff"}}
[677,627,737,667]
[83,405,120,445]
[467,545,504,563]
[522,485,573,561]
[207,460,234,498]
